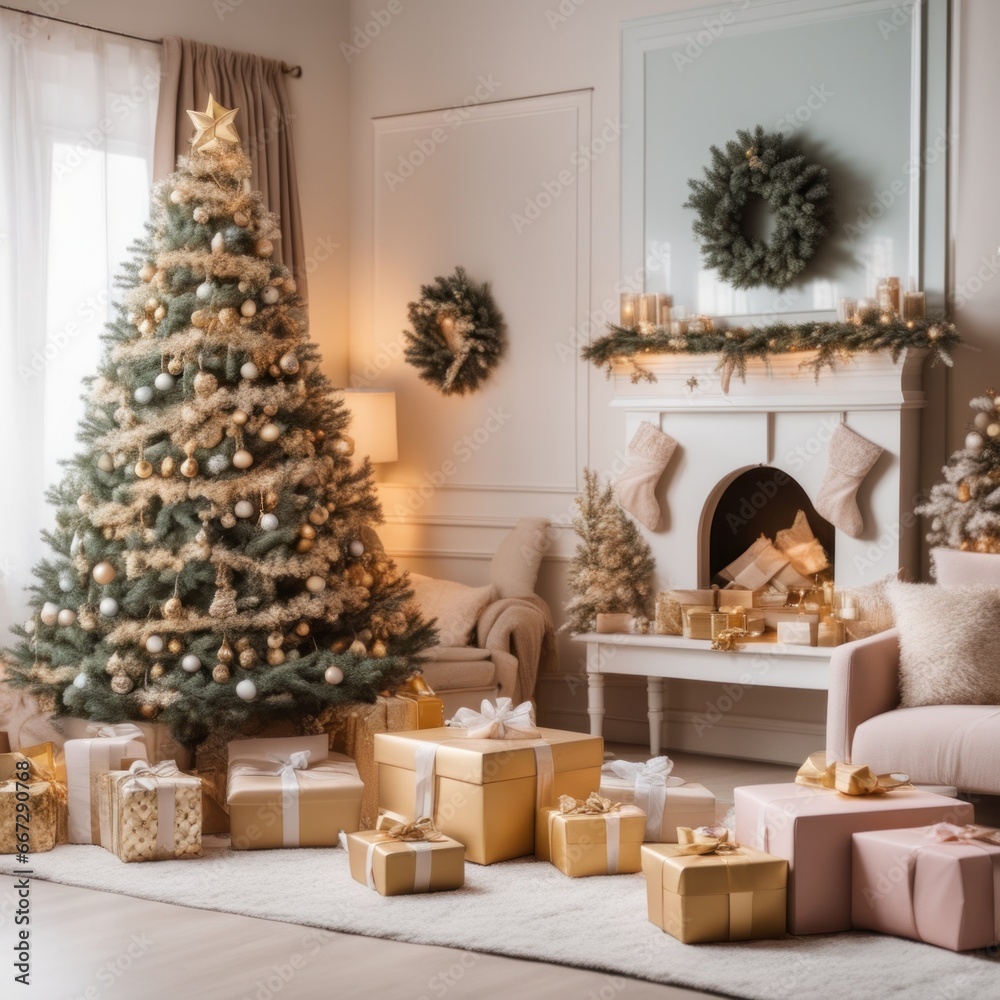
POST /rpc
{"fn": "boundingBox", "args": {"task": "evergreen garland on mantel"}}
[581,312,960,386]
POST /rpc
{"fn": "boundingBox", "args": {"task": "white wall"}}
[2,0,353,383]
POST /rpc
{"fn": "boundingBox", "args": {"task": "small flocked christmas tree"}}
[561,468,655,634]
[5,97,434,746]
[917,389,1000,554]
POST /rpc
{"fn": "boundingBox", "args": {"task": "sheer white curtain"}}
[0,11,160,638]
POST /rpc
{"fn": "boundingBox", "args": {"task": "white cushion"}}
[408,574,494,647]
[419,646,492,662]
[491,518,549,599]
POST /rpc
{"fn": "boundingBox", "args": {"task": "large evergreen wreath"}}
[684,126,831,291]
[403,267,505,395]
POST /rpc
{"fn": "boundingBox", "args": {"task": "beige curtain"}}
[154,36,307,297]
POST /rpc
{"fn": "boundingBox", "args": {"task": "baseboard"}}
[537,704,823,766]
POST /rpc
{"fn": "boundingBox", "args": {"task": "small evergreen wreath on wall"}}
[403,267,505,395]
[684,125,831,291]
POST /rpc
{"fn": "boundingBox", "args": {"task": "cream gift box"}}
[227,735,363,850]
[641,835,787,943]
[599,757,715,842]
[735,781,973,935]
[852,824,1000,951]
[375,712,602,865]
[344,817,465,896]
[536,794,645,876]
[98,760,202,862]
[60,717,192,769]
[65,723,147,844]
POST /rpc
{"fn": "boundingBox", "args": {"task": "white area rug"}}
[3,839,997,1000]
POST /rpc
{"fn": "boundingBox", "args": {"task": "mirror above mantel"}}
[620,0,951,327]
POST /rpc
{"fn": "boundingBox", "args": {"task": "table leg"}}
[587,672,605,738]
[647,677,664,756]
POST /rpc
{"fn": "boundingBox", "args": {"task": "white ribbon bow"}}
[120,759,183,858]
[603,756,674,841]
[122,758,181,792]
[86,723,145,740]
[446,697,540,740]
[928,823,1000,845]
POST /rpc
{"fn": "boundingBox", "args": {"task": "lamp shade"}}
[340,389,398,464]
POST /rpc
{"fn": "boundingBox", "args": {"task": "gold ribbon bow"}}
[4,742,69,843]
[795,751,912,795]
[928,823,1000,845]
[673,824,740,856]
[557,792,620,815]
[374,815,446,843]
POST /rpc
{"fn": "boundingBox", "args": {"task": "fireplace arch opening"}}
[704,465,835,587]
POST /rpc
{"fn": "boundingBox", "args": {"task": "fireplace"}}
[609,348,926,589]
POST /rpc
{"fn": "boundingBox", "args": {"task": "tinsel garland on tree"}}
[403,267,504,395]
[582,311,960,385]
[916,390,1000,554]
[4,98,436,747]
[683,126,830,291]
[561,468,655,634]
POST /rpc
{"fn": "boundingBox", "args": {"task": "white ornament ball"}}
[99,597,119,617]
[97,452,115,473]
[974,412,991,430]
[966,432,984,453]
[232,449,254,470]
[196,281,213,301]
[211,232,225,253]
[240,299,257,318]
[261,285,280,305]
[306,575,326,593]
[234,500,255,519]
[192,206,209,224]
[240,362,259,380]
[181,654,202,673]
[324,665,344,685]
[260,513,280,532]
[73,673,88,689]
[348,539,365,558]
[40,602,59,626]
[57,608,77,627]
[236,679,257,701]
[154,372,175,392]
[59,571,74,592]
[169,188,184,205]
[146,634,165,654]
[138,318,152,336]
[92,561,116,585]
[207,454,229,474]
[134,385,154,405]
[259,422,281,443]
[278,352,299,374]
[23,618,35,635]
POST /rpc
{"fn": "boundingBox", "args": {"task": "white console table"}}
[573,633,833,756]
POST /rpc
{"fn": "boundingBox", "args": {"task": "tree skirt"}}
[2,840,996,1000]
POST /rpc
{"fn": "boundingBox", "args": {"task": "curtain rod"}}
[0,4,303,76]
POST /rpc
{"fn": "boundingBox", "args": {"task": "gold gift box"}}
[374,727,603,865]
[98,766,203,862]
[227,735,363,850]
[536,803,646,876]
[346,827,465,895]
[641,842,787,943]
[0,743,65,854]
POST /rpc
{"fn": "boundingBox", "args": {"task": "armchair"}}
[410,518,556,716]
[826,628,1000,795]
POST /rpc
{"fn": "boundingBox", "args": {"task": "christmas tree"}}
[561,468,655,634]
[917,389,1000,554]
[5,97,435,746]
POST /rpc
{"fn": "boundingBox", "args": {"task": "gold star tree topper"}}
[186,94,240,151]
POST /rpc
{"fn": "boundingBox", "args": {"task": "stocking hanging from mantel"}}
[815,424,884,539]
[612,422,677,531]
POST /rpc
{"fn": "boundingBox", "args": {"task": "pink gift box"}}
[734,782,973,935]
[852,826,1000,951]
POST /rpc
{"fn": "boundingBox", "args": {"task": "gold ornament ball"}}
[306,575,326,594]
[239,648,258,669]
[163,597,183,619]
[241,300,257,318]
[259,422,281,443]
[256,238,274,257]
[278,352,299,375]
[370,640,387,658]
[268,364,282,378]
[263,404,279,417]
[324,665,344,685]
[349,639,367,657]
[134,460,153,479]
[232,409,249,426]
[111,675,133,694]
[194,371,218,396]
[333,435,355,458]
[150,663,165,679]
[167,637,184,655]
[235,637,251,652]
[212,664,230,684]
[266,648,285,666]
[92,561,116,585]
[138,702,158,720]
[166,357,184,375]
[220,512,237,529]
[219,307,239,327]
[154,306,166,321]
[264,489,279,509]
[97,452,115,473]
[308,506,329,526]
[988,424,1000,438]
[360,572,374,589]
[233,210,250,227]
[180,457,199,478]
[161,456,176,477]
[295,621,311,638]
[217,640,234,664]
[267,631,284,649]
[299,523,317,540]
[959,481,972,503]
[232,449,254,470]
[190,309,210,329]
[139,263,156,282]
[295,537,314,554]
[192,206,209,224]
